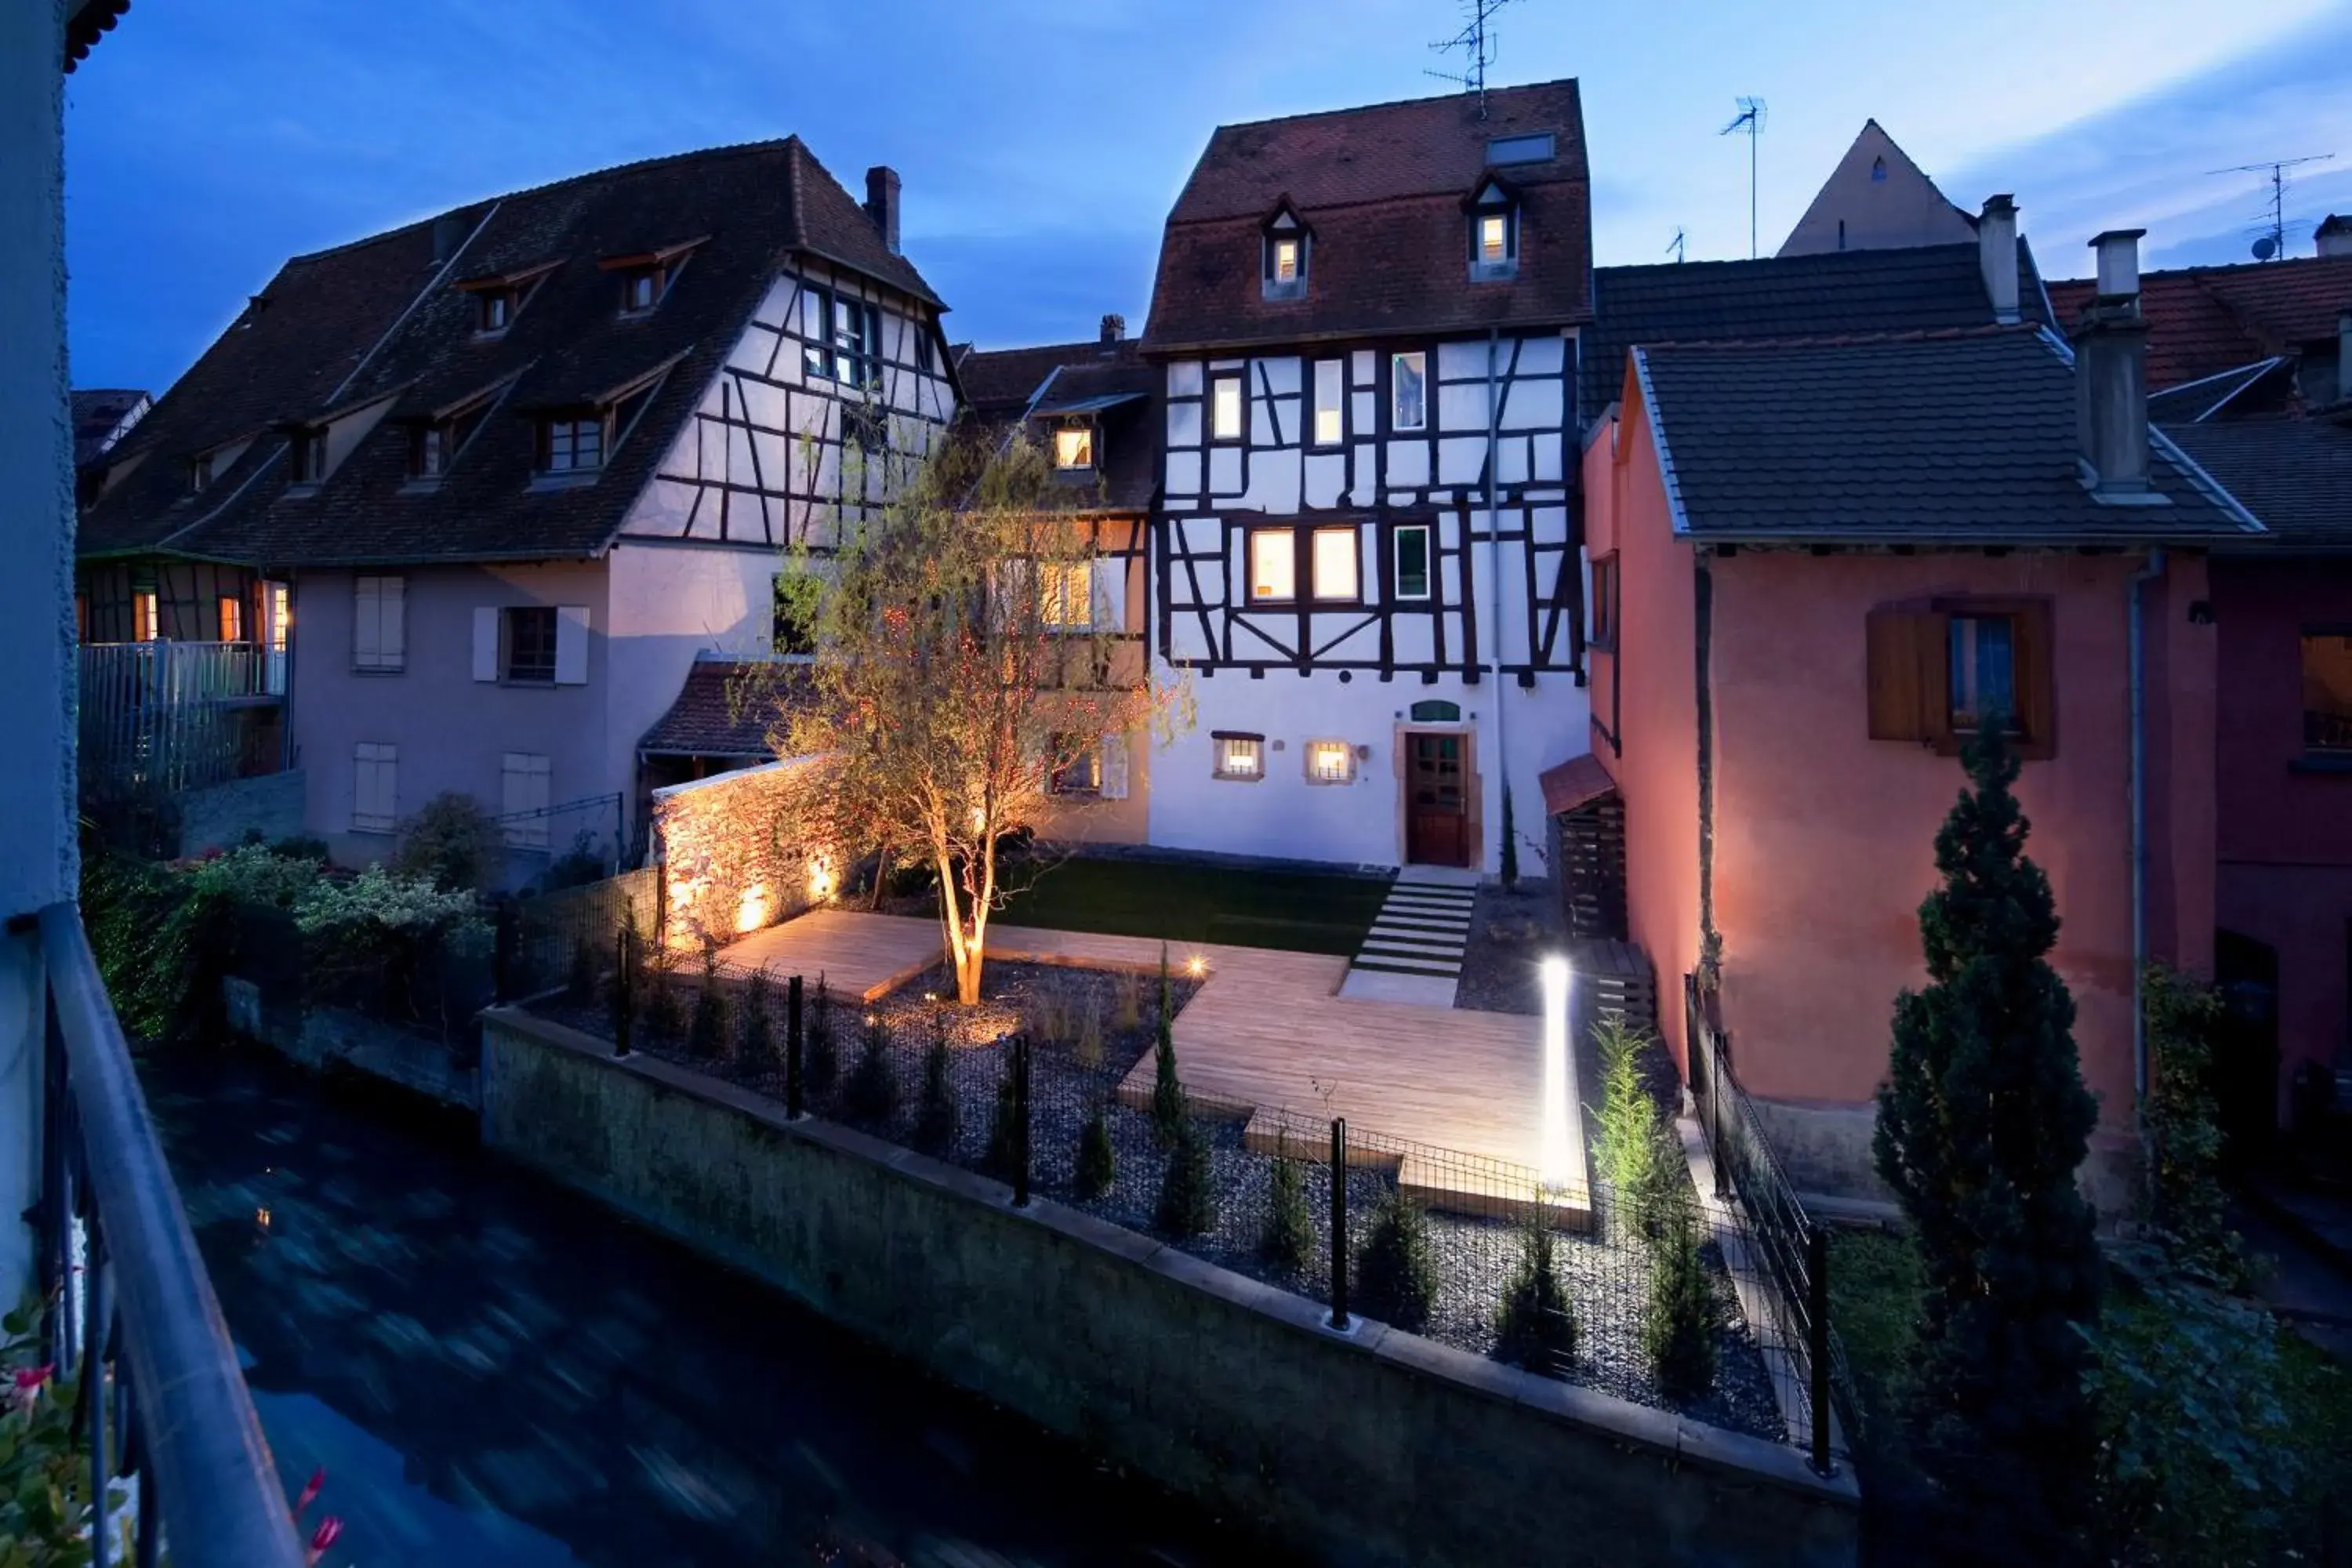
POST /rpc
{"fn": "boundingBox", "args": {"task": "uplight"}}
[1185,954,1207,978]
[1539,956,1573,1189]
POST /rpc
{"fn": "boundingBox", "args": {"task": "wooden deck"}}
[716,910,1588,1221]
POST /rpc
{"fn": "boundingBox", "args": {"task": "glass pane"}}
[1395,526,1430,598]
[1949,615,2016,731]
[2304,634,2352,750]
[1313,360,1343,445]
[1212,376,1243,440]
[1250,531,1294,600]
[1272,238,1298,282]
[1054,427,1093,468]
[1480,215,1508,261]
[1392,353,1426,430]
[1312,529,1358,600]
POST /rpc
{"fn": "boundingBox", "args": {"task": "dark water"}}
[143,1048,1292,1568]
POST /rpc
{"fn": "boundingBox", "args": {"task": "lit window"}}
[1250,529,1295,601]
[218,595,245,642]
[1306,740,1354,783]
[1050,735,1102,795]
[1312,528,1359,601]
[1312,359,1344,446]
[1394,524,1432,601]
[1272,238,1298,282]
[267,583,289,654]
[353,742,397,833]
[1214,735,1264,780]
[1263,228,1307,299]
[132,590,158,642]
[1054,426,1094,469]
[1211,375,1244,440]
[1040,561,1094,630]
[542,417,604,473]
[1949,615,2018,734]
[501,753,553,848]
[1480,215,1509,263]
[1391,352,1427,431]
[2304,633,2352,753]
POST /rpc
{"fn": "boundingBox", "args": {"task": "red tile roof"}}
[1143,80,1592,353]
[1539,753,1616,817]
[640,659,808,758]
[2046,253,2352,392]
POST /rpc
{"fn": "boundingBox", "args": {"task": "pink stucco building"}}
[1578,234,2263,1207]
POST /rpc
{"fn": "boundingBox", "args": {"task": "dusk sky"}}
[64,0,2352,394]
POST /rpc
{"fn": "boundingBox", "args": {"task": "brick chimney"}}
[1099,313,1126,347]
[2074,230,2151,497]
[1977,195,2020,324]
[865,165,902,256]
[2317,213,2352,259]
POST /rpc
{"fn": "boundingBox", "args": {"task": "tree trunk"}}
[868,847,891,910]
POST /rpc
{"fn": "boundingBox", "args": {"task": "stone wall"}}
[481,1009,1860,1568]
[649,759,821,948]
[178,770,308,857]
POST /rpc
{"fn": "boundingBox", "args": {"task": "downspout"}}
[1486,327,1508,873]
[2129,546,2166,1127]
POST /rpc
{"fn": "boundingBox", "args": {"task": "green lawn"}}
[985,855,1392,955]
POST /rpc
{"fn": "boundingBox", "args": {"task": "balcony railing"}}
[78,641,287,796]
[26,901,306,1568]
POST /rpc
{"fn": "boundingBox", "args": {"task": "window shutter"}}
[1865,607,1950,744]
[1098,733,1129,800]
[380,578,405,665]
[554,604,590,684]
[354,580,379,665]
[472,607,499,681]
[2013,602,2057,760]
[1092,557,1124,632]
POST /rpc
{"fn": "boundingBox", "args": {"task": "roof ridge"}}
[1203,76,1580,138]
[2046,249,2352,290]
[1640,321,2038,354]
[1598,241,1977,281]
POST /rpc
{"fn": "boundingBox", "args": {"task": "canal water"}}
[144,1047,1290,1567]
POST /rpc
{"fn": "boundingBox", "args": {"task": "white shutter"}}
[472,607,499,681]
[380,578,405,665]
[1098,732,1129,800]
[554,604,590,685]
[353,742,397,831]
[1091,557,1123,632]
[354,580,379,666]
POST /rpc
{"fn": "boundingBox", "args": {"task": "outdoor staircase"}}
[1338,868,1479,1005]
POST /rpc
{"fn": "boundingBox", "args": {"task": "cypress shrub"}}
[640,947,684,1044]
[1495,1214,1577,1374]
[1155,1121,1218,1237]
[739,968,775,1076]
[1149,948,1187,1147]
[985,1055,1025,1182]
[1642,1203,1718,1398]
[1356,1189,1437,1332]
[806,974,840,1098]
[686,946,731,1060]
[914,1022,959,1154]
[564,922,598,1004]
[608,915,638,1054]
[1074,1105,1116,1200]
[1259,1151,1314,1272]
[844,1011,898,1123]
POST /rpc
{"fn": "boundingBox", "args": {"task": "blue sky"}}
[64,0,2352,393]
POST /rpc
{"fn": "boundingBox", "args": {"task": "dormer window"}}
[599,239,702,319]
[456,261,558,337]
[291,426,328,485]
[539,415,605,474]
[188,453,213,494]
[1466,176,1520,281]
[412,424,446,479]
[479,290,514,333]
[1054,425,1094,470]
[622,269,659,313]
[405,384,500,482]
[1261,201,1308,301]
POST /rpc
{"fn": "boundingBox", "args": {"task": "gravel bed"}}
[535,953,1786,1443]
[1453,877,1567,1015]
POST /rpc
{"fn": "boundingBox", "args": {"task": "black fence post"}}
[492,901,519,1004]
[1012,1035,1033,1208]
[786,974,804,1120]
[1807,1222,1835,1478]
[1328,1116,1349,1330]
[612,924,633,1058]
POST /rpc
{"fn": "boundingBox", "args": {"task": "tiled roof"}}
[2045,254,2352,391]
[1538,753,1615,817]
[955,340,1159,511]
[639,659,808,757]
[71,389,147,470]
[1581,240,2044,423]
[2161,416,2352,550]
[64,0,131,72]
[1634,325,2261,544]
[1142,80,1591,353]
[81,138,940,568]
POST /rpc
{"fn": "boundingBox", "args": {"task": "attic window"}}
[291,426,328,485]
[479,290,515,333]
[188,453,213,494]
[407,394,495,480]
[539,415,605,474]
[1871,157,1887,183]
[1054,426,1094,470]
[1468,180,1519,281]
[1261,208,1308,301]
[621,267,662,314]
[1486,133,1555,166]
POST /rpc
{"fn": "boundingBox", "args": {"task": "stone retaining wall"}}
[480,1007,1860,1568]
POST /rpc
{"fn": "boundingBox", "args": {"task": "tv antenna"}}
[2207,153,2334,261]
[1428,0,1519,117]
[1666,227,1686,263]
[1721,96,1767,259]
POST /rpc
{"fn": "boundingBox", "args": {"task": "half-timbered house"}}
[1139,82,1592,873]
[78,139,956,873]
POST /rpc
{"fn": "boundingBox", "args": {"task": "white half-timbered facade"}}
[1140,82,1595,873]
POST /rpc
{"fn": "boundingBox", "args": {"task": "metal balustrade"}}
[78,641,287,795]
[25,902,305,1568]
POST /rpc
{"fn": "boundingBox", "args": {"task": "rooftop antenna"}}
[1721,97,1767,259]
[1666,227,1686,264]
[2207,153,2334,261]
[1428,0,1519,118]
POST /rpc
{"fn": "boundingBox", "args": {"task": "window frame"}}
[539,413,608,475]
[1261,220,1308,302]
[1039,559,1096,632]
[619,266,662,316]
[1588,553,1617,651]
[1211,731,1266,782]
[1210,373,1246,443]
[1053,423,1095,470]
[1310,525,1361,604]
[1247,526,1297,604]
[1311,358,1345,448]
[2300,626,2352,757]
[1389,350,1428,433]
[1047,733,1102,797]
[132,590,158,643]
[800,283,884,389]
[478,289,514,335]
[1864,597,2055,760]
[1392,523,1434,603]
[1303,738,1358,786]
[353,575,405,673]
[503,604,560,684]
[291,426,328,485]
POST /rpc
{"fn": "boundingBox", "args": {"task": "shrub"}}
[269,832,332,865]
[1356,1189,1436,1332]
[1499,784,1520,890]
[1591,1013,1665,1193]
[389,791,506,893]
[1495,1215,1577,1374]
[188,842,321,909]
[914,1024,959,1154]
[539,831,606,893]
[687,947,731,1060]
[2142,962,2242,1284]
[844,1013,898,1123]
[806,975,840,1098]
[640,950,684,1044]
[985,1057,1025,1181]
[1642,1203,1718,1398]
[1259,1149,1313,1272]
[1074,1105,1116,1200]
[80,850,207,1043]
[1155,1122,1218,1237]
[293,863,492,1032]
[564,923,599,1004]
[1074,1000,1105,1069]
[1112,970,1144,1033]
[1150,950,1187,1147]
[739,969,775,1074]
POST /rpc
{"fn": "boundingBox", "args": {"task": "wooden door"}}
[1406,733,1468,867]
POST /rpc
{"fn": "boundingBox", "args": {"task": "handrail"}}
[34,901,307,1568]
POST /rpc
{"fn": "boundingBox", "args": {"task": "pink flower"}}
[13,1363,52,1393]
[306,1515,343,1565]
[292,1467,325,1518]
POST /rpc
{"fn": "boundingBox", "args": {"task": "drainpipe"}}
[2129,546,2166,1125]
[1486,327,1508,873]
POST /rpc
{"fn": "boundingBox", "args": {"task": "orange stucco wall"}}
[1584,377,2220,1159]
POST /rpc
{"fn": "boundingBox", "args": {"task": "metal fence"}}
[79,641,285,795]
[1686,974,1860,1473]
[508,927,1826,1447]
[26,902,307,1568]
